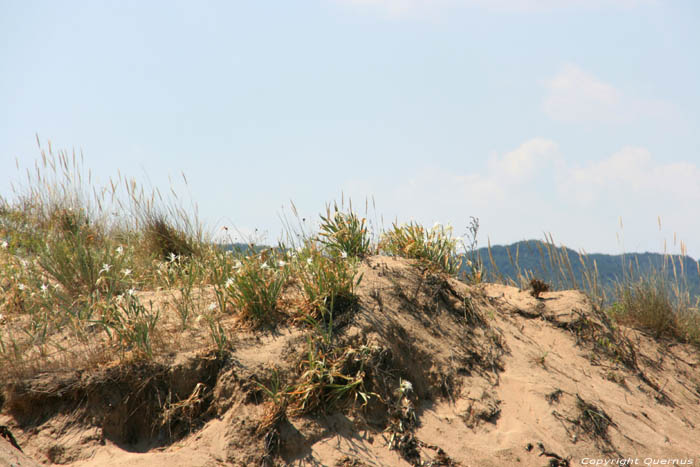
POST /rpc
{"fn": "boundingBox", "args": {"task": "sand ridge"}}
[1,255,699,466]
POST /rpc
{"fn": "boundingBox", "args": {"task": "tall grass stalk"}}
[484,232,700,346]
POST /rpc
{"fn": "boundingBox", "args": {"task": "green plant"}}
[532,351,549,368]
[205,314,231,358]
[168,255,206,330]
[257,369,289,406]
[142,213,199,261]
[462,216,483,284]
[100,295,160,358]
[223,250,287,325]
[293,243,361,322]
[380,221,461,274]
[318,205,371,259]
[608,276,686,340]
[288,337,373,415]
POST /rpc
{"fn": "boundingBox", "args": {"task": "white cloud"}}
[555,146,700,255]
[561,146,700,205]
[543,64,622,123]
[342,139,700,257]
[488,137,561,180]
[543,64,675,124]
[343,137,560,220]
[408,138,560,206]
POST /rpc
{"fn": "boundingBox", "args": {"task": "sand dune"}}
[2,256,699,466]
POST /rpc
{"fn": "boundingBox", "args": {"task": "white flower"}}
[115,246,124,256]
[400,379,413,394]
[1,241,7,249]
[41,284,48,293]
[126,288,135,296]
[340,251,348,259]
[168,252,177,263]
[208,302,217,312]
[278,260,287,267]
[306,258,313,265]
[122,268,132,277]
[224,278,235,288]
[18,283,26,291]
[261,262,270,270]
[233,260,242,269]
[100,263,111,274]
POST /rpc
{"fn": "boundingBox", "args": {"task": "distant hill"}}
[471,240,700,301]
[218,240,700,303]
[220,242,269,255]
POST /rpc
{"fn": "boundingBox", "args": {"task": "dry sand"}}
[2,255,699,466]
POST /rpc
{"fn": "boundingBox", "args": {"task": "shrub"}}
[530,278,550,299]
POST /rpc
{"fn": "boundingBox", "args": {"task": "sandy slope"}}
[1,256,699,466]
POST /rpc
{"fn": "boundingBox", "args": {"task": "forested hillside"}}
[473,240,700,301]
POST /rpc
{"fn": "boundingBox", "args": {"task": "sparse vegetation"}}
[482,234,700,348]
[1,142,700,465]
[607,275,700,345]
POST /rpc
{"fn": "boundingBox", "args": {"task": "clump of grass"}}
[205,313,232,358]
[380,221,461,274]
[530,277,550,299]
[142,213,199,262]
[608,276,700,344]
[574,394,615,444]
[256,369,290,463]
[38,210,130,301]
[318,204,372,259]
[288,338,376,415]
[291,242,362,323]
[219,250,287,326]
[99,294,161,359]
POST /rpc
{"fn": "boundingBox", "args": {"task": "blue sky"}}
[2,0,699,257]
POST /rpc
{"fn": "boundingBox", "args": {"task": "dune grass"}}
[483,233,700,347]
[380,221,462,274]
[1,140,698,392]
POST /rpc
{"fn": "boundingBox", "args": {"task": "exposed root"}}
[0,425,22,452]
